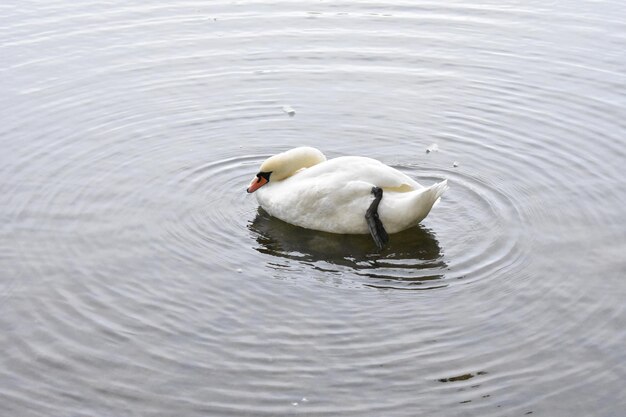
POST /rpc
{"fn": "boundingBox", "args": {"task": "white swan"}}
[246,147,448,248]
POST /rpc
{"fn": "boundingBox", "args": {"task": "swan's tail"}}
[429,179,449,208]
[381,179,448,233]
[409,179,448,225]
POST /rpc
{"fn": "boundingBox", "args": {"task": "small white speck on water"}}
[453,161,459,167]
[301,397,308,402]
[282,105,296,116]
[426,143,439,153]
[236,268,242,273]
[292,402,299,406]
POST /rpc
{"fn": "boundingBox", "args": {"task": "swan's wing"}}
[294,156,422,191]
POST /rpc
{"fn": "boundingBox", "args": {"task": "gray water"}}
[1,1,625,416]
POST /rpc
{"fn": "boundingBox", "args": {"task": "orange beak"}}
[246,175,268,193]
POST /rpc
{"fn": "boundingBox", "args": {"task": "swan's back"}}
[289,156,422,192]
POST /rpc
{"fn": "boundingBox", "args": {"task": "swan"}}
[246,147,448,248]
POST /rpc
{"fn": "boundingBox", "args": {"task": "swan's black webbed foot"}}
[365,186,389,250]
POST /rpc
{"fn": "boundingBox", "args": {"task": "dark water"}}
[1,1,625,416]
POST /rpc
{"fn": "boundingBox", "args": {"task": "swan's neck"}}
[263,147,326,181]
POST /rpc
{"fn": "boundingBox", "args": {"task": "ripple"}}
[190,151,531,292]
[158,155,260,270]
[1,0,625,416]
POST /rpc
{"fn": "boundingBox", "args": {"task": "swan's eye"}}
[257,171,272,182]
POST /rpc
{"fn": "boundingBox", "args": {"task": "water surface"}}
[1,1,625,416]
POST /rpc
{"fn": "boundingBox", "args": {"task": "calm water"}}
[1,1,625,416]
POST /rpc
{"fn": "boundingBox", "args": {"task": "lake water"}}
[1,1,625,416]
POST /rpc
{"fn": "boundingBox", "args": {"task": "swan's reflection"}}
[248,208,448,290]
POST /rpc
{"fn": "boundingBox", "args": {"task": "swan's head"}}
[246,147,326,193]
